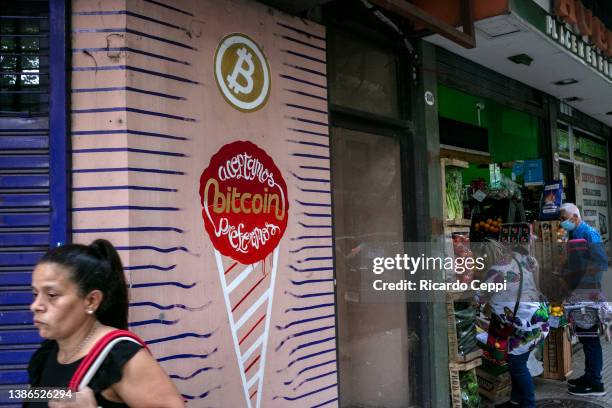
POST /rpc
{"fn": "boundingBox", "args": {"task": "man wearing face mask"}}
[558,203,610,397]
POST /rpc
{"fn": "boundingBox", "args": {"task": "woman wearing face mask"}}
[27,239,185,407]
[559,203,610,397]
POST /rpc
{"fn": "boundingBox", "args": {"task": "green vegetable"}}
[460,370,482,407]
[446,167,464,220]
[455,303,478,355]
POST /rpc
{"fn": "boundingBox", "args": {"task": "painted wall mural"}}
[71,0,337,406]
[199,140,289,407]
[199,141,289,264]
[214,34,272,113]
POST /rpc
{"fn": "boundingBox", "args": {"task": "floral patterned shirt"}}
[481,252,550,355]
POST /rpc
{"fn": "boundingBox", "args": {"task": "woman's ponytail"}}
[89,239,129,329]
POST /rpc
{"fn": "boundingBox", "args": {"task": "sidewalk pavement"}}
[482,340,612,407]
[533,339,612,407]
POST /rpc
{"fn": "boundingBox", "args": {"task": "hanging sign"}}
[524,159,544,186]
[540,181,564,220]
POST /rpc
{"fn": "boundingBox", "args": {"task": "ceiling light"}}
[563,97,583,102]
[554,78,579,85]
[508,53,533,66]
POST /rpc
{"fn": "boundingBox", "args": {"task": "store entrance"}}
[326,16,425,406]
[559,161,576,204]
[331,126,414,408]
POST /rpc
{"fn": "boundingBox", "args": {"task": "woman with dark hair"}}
[27,239,184,407]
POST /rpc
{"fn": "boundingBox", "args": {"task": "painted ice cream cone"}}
[200,141,289,407]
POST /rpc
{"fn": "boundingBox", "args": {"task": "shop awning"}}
[425,0,612,127]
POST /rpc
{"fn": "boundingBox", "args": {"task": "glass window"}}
[331,126,413,407]
[0,1,49,114]
[556,123,609,240]
[556,122,570,159]
[328,31,399,118]
[573,129,607,168]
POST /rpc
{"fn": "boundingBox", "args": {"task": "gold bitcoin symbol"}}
[215,34,270,112]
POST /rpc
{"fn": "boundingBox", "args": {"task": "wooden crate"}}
[543,326,573,380]
[446,218,472,227]
[476,367,511,403]
[449,367,468,408]
[478,384,511,403]
[447,297,483,364]
[445,221,481,362]
[449,358,481,408]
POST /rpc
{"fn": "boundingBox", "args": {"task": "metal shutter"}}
[0,0,68,404]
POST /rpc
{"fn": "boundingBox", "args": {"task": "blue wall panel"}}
[0,0,68,395]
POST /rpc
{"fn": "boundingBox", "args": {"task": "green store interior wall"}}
[438,84,541,184]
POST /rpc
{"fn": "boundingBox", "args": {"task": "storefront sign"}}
[554,0,612,55]
[544,0,612,82]
[199,140,289,264]
[524,159,544,186]
[574,134,607,167]
[214,33,271,112]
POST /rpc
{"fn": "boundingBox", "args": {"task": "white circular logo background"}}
[214,34,271,112]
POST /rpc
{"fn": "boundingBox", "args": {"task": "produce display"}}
[460,370,482,408]
[454,302,478,356]
[470,215,504,241]
[451,232,474,283]
[441,160,568,406]
[548,304,568,328]
[446,167,464,220]
[470,179,487,195]
[550,304,564,317]
[556,225,567,243]
[473,218,502,234]
[499,223,531,244]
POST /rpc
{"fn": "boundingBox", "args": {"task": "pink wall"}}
[71,0,337,406]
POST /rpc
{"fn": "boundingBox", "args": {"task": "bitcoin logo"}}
[227,48,254,95]
[214,34,270,112]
